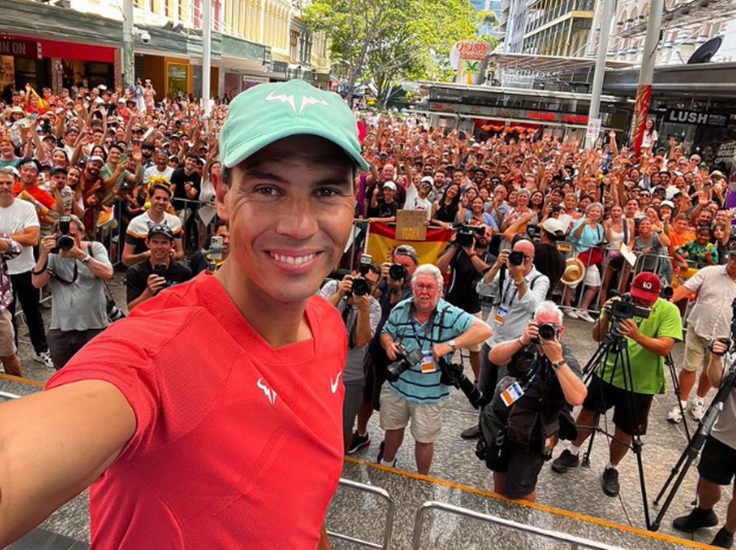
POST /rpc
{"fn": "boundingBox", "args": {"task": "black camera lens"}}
[57,235,74,251]
[538,323,558,341]
[351,277,371,297]
[389,264,406,281]
[508,250,525,266]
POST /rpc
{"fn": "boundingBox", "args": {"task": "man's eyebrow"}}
[240,170,352,188]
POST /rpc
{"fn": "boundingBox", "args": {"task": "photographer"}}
[319,264,382,453]
[349,245,418,455]
[469,240,549,439]
[552,273,682,498]
[482,302,587,502]
[31,215,113,369]
[436,224,491,385]
[126,224,192,311]
[377,264,492,474]
[672,337,735,549]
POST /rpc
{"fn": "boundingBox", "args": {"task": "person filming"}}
[481,301,587,502]
[551,273,682,498]
[31,215,113,369]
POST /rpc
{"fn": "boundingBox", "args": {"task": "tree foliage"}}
[303,0,478,107]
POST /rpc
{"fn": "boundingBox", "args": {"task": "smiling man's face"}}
[216,135,355,305]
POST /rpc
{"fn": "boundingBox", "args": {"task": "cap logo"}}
[265,89,329,115]
[642,281,653,290]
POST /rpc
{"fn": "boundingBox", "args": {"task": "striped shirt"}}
[382,298,474,404]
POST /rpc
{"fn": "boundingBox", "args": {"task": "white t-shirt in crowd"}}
[403,184,433,221]
[143,165,174,186]
[0,199,40,275]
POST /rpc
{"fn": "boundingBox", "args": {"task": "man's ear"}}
[215,170,230,223]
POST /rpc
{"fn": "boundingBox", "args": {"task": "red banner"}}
[631,84,652,155]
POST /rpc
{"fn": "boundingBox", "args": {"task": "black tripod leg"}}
[666,353,691,442]
[581,412,600,468]
[654,423,699,506]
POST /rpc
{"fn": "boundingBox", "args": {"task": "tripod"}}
[665,352,692,443]
[580,321,653,530]
[650,352,736,531]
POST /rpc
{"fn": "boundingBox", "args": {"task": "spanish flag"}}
[366,222,454,265]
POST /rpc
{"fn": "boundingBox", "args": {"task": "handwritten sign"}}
[396,211,428,241]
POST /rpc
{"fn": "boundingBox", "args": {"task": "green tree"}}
[304,0,478,107]
[477,9,499,28]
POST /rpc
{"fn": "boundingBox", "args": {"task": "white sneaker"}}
[690,398,706,422]
[578,311,596,323]
[666,404,683,424]
[566,309,580,319]
[33,351,54,369]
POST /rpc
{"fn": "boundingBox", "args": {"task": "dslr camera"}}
[534,322,559,342]
[452,222,485,248]
[507,250,526,267]
[51,216,75,254]
[386,344,425,382]
[388,263,406,281]
[346,254,372,297]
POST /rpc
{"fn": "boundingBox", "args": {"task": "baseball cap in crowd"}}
[630,272,661,303]
[383,181,397,191]
[660,200,675,209]
[147,224,174,241]
[711,170,725,179]
[395,244,419,264]
[420,176,434,188]
[19,158,40,172]
[220,80,369,172]
[541,218,565,238]
[87,156,105,164]
[49,166,68,176]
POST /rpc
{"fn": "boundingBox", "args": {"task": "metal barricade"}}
[327,478,395,550]
[412,501,625,550]
[0,391,21,400]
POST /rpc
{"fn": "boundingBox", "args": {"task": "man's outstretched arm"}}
[0,381,136,547]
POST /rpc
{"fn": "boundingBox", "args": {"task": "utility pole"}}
[585,0,616,150]
[203,0,212,115]
[630,0,664,153]
[123,0,135,90]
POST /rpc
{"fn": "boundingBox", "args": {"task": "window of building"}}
[290,30,299,61]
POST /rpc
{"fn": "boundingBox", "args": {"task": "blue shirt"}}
[382,298,474,404]
[569,219,605,253]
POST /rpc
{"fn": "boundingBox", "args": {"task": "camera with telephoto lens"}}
[453,222,485,248]
[51,216,74,254]
[389,263,406,281]
[438,357,489,409]
[386,344,425,382]
[507,250,526,266]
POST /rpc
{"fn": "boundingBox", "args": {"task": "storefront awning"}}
[488,52,635,75]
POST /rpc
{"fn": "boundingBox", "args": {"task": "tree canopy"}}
[303,0,478,107]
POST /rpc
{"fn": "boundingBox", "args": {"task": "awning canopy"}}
[488,52,635,75]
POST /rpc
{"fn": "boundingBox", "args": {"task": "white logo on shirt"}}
[256,378,277,405]
[330,372,342,394]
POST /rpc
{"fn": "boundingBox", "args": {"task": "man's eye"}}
[317,188,342,198]
[254,186,280,196]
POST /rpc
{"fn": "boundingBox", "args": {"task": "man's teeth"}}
[270,252,316,266]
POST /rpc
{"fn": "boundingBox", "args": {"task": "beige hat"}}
[560,257,586,286]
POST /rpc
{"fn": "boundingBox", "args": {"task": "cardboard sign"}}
[396,211,428,241]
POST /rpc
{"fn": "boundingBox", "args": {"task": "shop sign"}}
[0,38,39,59]
[665,108,728,127]
[429,101,458,113]
[430,102,596,126]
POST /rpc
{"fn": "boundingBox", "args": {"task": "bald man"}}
[461,239,550,439]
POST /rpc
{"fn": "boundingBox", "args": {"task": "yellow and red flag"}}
[366,222,454,265]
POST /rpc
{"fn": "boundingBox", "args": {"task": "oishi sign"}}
[450,41,491,86]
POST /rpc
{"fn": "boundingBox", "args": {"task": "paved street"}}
[1,285,727,549]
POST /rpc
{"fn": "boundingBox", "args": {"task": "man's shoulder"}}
[653,298,681,319]
[127,212,151,236]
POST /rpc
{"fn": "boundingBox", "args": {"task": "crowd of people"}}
[0,80,735,549]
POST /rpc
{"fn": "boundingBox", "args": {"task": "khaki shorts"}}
[379,385,447,444]
[683,329,710,373]
[0,309,16,357]
[465,311,484,353]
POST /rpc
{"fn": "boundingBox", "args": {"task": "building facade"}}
[0,0,330,101]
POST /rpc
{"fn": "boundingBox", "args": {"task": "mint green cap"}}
[220,80,369,171]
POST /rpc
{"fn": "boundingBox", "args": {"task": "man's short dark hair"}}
[150,183,172,197]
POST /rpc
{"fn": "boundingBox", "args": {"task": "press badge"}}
[494,305,510,325]
[421,350,436,374]
[500,382,524,407]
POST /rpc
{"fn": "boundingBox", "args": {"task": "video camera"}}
[607,292,652,320]
[51,215,75,254]
[452,222,485,248]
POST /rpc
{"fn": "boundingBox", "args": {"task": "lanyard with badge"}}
[397,306,446,375]
[500,348,546,407]
[494,275,521,326]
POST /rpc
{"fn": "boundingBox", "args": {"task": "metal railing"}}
[0,391,21,400]
[327,478,395,550]
[412,501,626,550]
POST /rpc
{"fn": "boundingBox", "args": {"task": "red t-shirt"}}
[46,272,347,549]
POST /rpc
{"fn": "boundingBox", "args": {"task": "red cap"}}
[630,272,661,302]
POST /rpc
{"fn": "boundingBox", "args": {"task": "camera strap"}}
[49,259,78,286]
[500,273,542,308]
